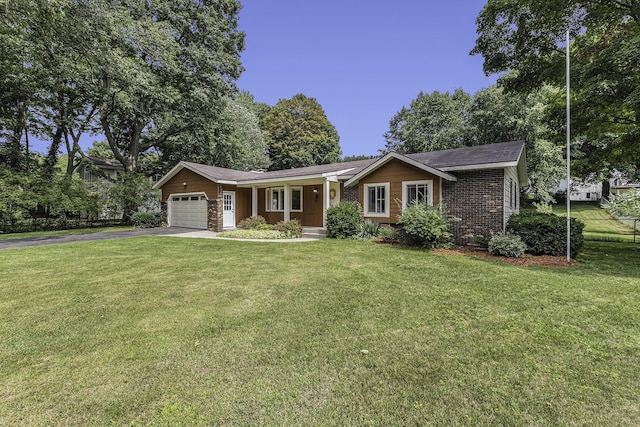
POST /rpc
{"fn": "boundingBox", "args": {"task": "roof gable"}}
[344,152,457,187]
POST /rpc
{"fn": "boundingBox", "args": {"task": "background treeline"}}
[3,0,640,230]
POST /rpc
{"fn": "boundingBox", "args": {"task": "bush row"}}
[324,202,586,258]
[0,218,125,234]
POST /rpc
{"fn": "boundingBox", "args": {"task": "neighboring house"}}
[610,173,640,197]
[76,156,124,182]
[556,170,640,201]
[153,140,527,244]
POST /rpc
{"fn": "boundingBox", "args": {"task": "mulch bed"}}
[375,239,577,267]
[433,246,577,267]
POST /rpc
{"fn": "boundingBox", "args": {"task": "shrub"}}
[239,216,267,229]
[131,212,162,228]
[378,224,398,241]
[274,219,302,238]
[357,219,380,240]
[326,201,363,239]
[218,229,287,239]
[488,232,527,258]
[507,212,585,258]
[397,202,451,248]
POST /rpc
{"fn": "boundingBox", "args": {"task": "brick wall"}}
[343,185,359,202]
[443,169,504,245]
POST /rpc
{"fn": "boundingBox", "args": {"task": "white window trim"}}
[265,187,303,212]
[402,180,434,209]
[363,182,390,217]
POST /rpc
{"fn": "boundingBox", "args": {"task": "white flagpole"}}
[566,30,571,262]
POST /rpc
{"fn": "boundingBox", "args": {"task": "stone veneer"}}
[443,169,504,245]
[160,201,168,226]
[207,183,224,231]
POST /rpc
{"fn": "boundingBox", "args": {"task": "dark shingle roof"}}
[157,141,525,188]
[406,140,525,169]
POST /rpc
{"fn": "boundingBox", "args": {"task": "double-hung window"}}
[364,183,389,217]
[402,180,433,208]
[266,187,303,212]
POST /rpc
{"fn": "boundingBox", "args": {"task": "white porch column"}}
[252,186,258,217]
[323,178,330,228]
[284,183,290,222]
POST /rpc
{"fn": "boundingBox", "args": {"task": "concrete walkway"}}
[164,229,322,242]
[0,227,325,249]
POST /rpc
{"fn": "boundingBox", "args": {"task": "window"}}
[291,187,302,211]
[402,180,433,208]
[266,187,303,212]
[364,183,389,217]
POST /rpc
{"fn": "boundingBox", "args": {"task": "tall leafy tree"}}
[471,0,640,176]
[90,0,245,174]
[470,85,565,201]
[263,94,341,170]
[383,89,473,154]
[218,98,271,171]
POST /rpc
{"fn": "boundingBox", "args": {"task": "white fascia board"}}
[153,162,239,189]
[153,162,187,189]
[322,168,356,178]
[238,173,327,186]
[345,152,456,187]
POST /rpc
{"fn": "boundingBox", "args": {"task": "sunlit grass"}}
[1,237,639,425]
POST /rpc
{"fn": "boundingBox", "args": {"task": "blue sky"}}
[236,0,498,157]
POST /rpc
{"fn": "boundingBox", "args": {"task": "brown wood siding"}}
[256,185,323,226]
[161,169,218,201]
[358,159,441,223]
[232,187,252,223]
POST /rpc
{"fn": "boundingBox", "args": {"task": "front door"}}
[223,191,236,229]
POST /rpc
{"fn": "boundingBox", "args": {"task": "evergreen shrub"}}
[507,212,584,258]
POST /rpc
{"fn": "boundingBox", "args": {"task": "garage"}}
[169,194,208,229]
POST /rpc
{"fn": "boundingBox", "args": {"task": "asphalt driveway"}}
[0,227,198,250]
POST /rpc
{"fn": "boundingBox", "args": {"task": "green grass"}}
[1,238,639,425]
[527,202,637,243]
[0,226,134,241]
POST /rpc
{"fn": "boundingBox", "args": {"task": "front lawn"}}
[0,225,134,241]
[1,238,639,425]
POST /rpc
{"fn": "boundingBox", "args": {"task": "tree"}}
[87,141,115,159]
[218,98,271,171]
[605,189,640,219]
[383,89,472,154]
[263,94,341,170]
[470,85,565,201]
[471,0,640,176]
[82,0,245,174]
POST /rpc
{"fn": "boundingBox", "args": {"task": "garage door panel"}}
[169,195,208,229]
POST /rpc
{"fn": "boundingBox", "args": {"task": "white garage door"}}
[169,195,208,229]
